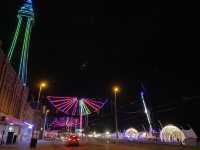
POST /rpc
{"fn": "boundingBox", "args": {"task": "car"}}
[66,135,80,146]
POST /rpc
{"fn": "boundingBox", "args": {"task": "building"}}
[0,48,33,144]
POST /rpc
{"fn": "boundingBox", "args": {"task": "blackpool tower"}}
[7,0,34,86]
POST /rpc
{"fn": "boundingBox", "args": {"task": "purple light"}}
[50,117,80,128]
[24,122,33,129]
[140,91,144,96]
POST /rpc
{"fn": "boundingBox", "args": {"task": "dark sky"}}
[0,1,199,134]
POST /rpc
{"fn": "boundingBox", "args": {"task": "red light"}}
[68,138,72,141]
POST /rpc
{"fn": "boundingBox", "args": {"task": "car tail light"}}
[68,138,72,141]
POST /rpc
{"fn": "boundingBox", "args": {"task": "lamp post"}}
[37,82,47,109]
[113,86,119,141]
[42,109,49,139]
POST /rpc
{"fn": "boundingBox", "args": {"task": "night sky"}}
[0,1,199,135]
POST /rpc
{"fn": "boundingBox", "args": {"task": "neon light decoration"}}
[8,0,34,86]
[137,132,148,140]
[125,128,139,140]
[47,96,106,116]
[140,91,153,133]
[160,124,186,143]
[47,96,107,130]
[49,117,79,128]
[24,122,34,129]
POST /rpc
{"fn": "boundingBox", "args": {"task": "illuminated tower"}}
[140,91,153,134]
[7,0,34,86]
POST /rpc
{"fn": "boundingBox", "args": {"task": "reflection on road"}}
[64,145,85,150]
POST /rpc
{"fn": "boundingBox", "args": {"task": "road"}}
[0,140,199,150]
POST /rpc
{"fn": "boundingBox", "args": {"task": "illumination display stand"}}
[48,96,107,133]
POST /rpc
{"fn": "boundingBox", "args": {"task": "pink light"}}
[50,117,80,128]
[83,99,99,111]
[47,96,106,116]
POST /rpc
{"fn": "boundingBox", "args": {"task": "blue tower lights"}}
[18,0,34,18]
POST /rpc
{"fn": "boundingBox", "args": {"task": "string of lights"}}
[47,96,106,116]
[49,117,79,128]
[7,0,34,86]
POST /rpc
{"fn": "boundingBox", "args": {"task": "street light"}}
[37,81,47,109]
[42,109,49,139]
[113,86,119,141]
[114,87,119,93]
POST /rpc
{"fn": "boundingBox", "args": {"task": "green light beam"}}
[19,19,29,84]
[8,16,22,61]
[24,18,32,83]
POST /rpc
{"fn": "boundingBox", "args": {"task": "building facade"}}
[0,48,34,144]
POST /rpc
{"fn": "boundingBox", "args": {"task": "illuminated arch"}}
[160,124,186,143]
[125,128,139,140]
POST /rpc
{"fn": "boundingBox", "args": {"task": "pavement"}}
[0,140,199,150]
